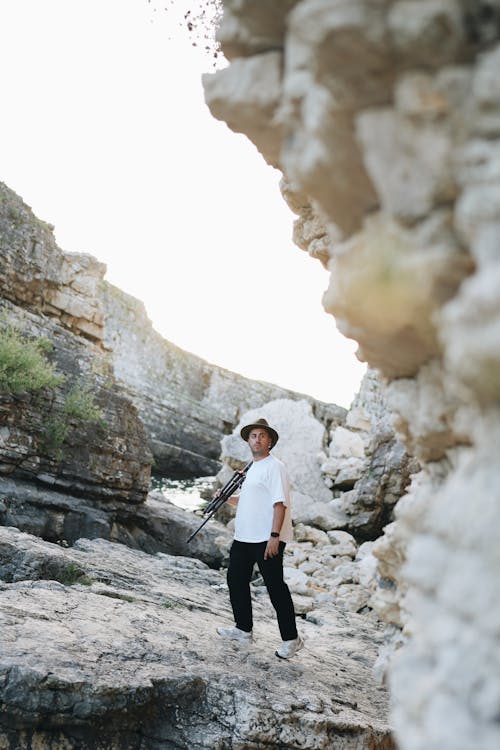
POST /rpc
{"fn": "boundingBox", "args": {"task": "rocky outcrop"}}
[323,370,416,540]
[0,527,394,750]
[0,477,230,568]
[0,182,105,343]
[0,300,151,504]
[204,3,500,749]
[0,181,153,510]
[102,281,345,478]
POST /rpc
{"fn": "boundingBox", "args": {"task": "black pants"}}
[227,540,298,641]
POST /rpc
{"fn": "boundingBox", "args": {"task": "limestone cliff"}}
[204,3,500,749]
[0,183,152,506]
[0,180,343,495]
[101,281,345,478]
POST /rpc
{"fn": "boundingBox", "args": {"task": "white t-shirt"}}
[234,454,293,543]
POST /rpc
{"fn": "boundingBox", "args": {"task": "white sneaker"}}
[275,636,304,659]
[216,626,253,642]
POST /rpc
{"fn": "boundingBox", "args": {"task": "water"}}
[150,475,216,512]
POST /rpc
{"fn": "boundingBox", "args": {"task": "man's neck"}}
[252,451,270,462]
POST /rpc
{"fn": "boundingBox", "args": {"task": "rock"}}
[356,109,457,223]
[0,302,152,504]
[284,489,345,531]
[334,583,371,613]
[327,530,359,558]
[283,565,310,595]
[293,523,330,546]
[0,477,229,568]
[0,183,149,505]
[0,182,105,343]
[323,371,415,540]
[216,0,299,60]
[386,358,469,462]
[203,51,284,168]
[322,212,472,378]
[387,0,466,68]
[0,527,394,749]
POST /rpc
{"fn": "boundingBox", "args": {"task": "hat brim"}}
[240,422,279,448]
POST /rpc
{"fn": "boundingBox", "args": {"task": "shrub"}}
[64,382,104,424]
[0,323,105,461]
[0,325,63,394]
[43,382,104,459]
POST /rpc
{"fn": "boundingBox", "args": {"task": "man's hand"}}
[264,536,280,560]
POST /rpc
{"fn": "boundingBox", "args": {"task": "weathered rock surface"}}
[0,477,230,569]
[0,299,152,504]
[0,527,394,749]
[204,3,500,749]
[0,182,105,342]
[323,370,416,540]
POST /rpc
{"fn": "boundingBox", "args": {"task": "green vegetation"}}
[0,322,105,461]
[43,417,69,460]
[64,381,104,424]
[162,599,180,609]
[59,562,93,586]
[44,382,104,459]
[0,324,63,394]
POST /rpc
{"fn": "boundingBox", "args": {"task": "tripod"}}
[186,461,253,543]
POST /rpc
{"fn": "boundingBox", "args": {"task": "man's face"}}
[248,428,272,458]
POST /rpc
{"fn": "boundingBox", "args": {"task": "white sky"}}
[0,0,366,408]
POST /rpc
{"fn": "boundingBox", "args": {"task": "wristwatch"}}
[270,532,279,538]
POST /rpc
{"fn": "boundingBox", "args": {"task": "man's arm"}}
[264,501,285,559]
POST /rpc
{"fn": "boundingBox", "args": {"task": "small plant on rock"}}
[64,381,104,425]
[59,562,93,586]
[0,324,63,394]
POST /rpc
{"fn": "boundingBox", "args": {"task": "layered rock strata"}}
[0,182,105,342]
[0,300,151,504]
[0,181,152,505]
[0,527,395,750]
[204,3,500,749]
[0,477,230,568]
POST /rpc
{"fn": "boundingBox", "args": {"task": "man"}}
[217,418,303,659]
